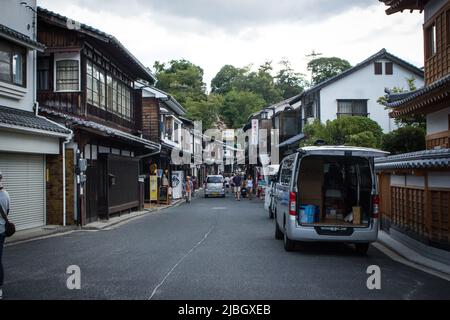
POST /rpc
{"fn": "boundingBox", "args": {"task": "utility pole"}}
[305,50,323,84]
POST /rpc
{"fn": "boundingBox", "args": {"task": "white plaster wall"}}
[0,129,60,154]
[0,0,37,112]
[426,107,450,135]
[319,58,424,133]
[428,172,450,188]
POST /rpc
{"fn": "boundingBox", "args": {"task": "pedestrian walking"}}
[0,170,11,300]
[247,175,254,200]
[232,173,242,201]
[183,176,193,203]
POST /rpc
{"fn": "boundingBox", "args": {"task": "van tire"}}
[283,231,295,252]
[355,243,370,255]
[275,220,283,240]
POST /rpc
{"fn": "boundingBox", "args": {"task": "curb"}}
[376,231,450,278]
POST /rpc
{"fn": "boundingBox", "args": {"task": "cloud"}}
[39,0,376,31]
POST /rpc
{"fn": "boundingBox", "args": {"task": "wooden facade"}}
[378,170,450,249]
[36,8,157,225]
[424,1,450,84]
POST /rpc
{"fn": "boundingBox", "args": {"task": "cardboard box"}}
[352,206,361,225]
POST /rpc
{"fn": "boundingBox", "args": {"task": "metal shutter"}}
[0,153,45,230]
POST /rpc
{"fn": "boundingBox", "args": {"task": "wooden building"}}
[36,7,160,225]
[377,0,450,249]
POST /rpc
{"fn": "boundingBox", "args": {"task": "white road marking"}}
[373,242,450,282]
[148,225,215,300]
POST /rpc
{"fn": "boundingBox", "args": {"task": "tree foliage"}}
[307,57,352,85]
[153,59,207,105]
[381,126,426,155]
[302,117,383,148]
[220,90,266,128]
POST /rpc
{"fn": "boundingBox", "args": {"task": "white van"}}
[204,175,225,198]
[274,146,388,254]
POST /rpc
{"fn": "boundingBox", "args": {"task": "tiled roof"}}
[294,48,423,100]
[375,148,450,170]
[0,23,46,51]
[379,0,428,15]
[37,7,156,83]
[0,105,71,135]
[383,74,450,108]
[39,107,160,151]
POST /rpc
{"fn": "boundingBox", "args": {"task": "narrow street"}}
[3,194,450,300]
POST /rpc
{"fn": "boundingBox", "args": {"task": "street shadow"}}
[291,241,366,257]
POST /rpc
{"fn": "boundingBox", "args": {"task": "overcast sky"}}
[37,0,424,90]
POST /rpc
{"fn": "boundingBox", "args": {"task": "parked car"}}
[204,175,225,198]
[263,165,280,219]
[274,146,388,254]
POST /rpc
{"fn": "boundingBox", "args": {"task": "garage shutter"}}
[0,153,45,230]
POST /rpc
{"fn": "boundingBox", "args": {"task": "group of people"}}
[225,173,254,201]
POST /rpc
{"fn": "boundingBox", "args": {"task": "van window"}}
[207,176,223,183]
[280,157,294,186]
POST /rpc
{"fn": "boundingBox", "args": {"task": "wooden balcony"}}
[38,91,83,116]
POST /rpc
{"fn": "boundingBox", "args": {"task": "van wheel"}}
[284,231,295,252]
[204,194,208,198]
[275,220,283,240]
[355,243,370,255]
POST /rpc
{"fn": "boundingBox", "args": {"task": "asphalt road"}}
[2,192,450,300]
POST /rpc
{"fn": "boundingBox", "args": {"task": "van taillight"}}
[372,195,380,219]
[289,192,297,216]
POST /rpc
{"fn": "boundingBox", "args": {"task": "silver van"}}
[204,175,225,198]
[274,146,388,254]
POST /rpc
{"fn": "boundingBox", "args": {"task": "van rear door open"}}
[296,146,388,229]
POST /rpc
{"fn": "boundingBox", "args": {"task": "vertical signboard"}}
[150,175,158,201]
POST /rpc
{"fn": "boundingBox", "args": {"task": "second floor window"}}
[0,39,26,87]
[87,60,133,120]
[337,100,368,117]
[426,23,436,58]
[56,59,79,91]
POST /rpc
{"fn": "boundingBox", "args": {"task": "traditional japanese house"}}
[377,0,450,249]
[139,85,189,201]
[36,7,160,225]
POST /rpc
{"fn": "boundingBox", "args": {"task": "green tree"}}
[244,61,283,105]
[275,59,308,99]
[307,57,352,85]
[377,77,425,128]
[210,65,247,95]
[153,59,207,105]
[220,90,266,128]
[381,126,426,155]
[185,94,224,130]
[301,116,383,148]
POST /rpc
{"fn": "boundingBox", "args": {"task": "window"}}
[174,122,179,143]
[55,59,79,91]
[0,39,26,86]
[86,59,133,119]
[385,62,393,75]
[337,100,368,117]
[304,102,314,118]
[426,23,436,58]
[280,157,294,186]
[37,58,50,90]
[374,62,382,75]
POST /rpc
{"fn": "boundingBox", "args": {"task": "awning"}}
[39,107,160,151]
[277,133,305,148]
[0,24,45,52]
